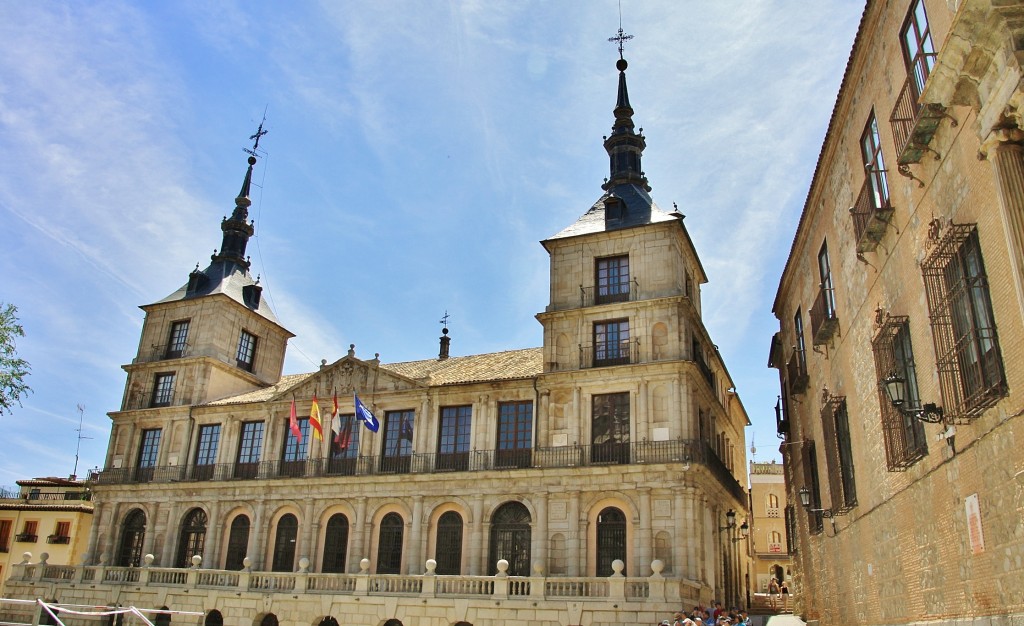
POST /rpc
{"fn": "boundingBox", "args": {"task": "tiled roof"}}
[545,184,678,242]
[153,261,285,327]
[205,348,543,407]
[205,372,315,406]
[381,347,543,385]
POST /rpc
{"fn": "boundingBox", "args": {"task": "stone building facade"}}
[770,1,1024,624]
[746,462,792,598]
[3,52,751,626]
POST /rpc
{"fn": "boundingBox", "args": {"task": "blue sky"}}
[0,1,863,485]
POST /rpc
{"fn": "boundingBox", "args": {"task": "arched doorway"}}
[258,614,278,626]
[204,610,223,626]
[225,515,250,570]
[153,606,170,626]
[116,509,146,567]
[271,514,298,572]
[176,508,207,567]
[435,511,463,575]
[317,618,338,626]
[376,512,404,574]
[488,502,531,576]
[322,514,349,573]
[596,506,626,576]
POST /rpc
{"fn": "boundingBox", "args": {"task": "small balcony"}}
[579,278,638,308]
[15,533,37,543]
[809,286,838,345]
[786,350,808,394]
[890,52,948,165]
[580,340,637,369]
[47,535,71,545]
[850,173,893,253]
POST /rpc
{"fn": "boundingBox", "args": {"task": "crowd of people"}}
[660,601,751,626]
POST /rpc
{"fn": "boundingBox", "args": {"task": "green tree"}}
[0,302,31,416]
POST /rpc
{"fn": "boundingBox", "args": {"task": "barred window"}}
[800,442,823,535]
[871,316,927,470]
[820,396,856,513]
[922,225,1006,419]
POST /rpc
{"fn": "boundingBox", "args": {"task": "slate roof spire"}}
[602,29,650,193]
[211,155,257,270]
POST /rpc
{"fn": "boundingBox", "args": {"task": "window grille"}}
[801,442,824,535]
[596,507,627,576]
[322,514,349,573]
[922,224,1006,421]
[271,514,298,572]
[377,513,404,574]
[224,516,249,570]
[435,511,463,575]
[820,395,857,513]
[176,508,208,567]
[871,316,928,470]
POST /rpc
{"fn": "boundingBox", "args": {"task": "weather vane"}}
[440,310,450,330]
[608,1,633,58]
[244,108,269,157]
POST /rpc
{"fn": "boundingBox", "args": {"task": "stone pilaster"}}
[637,487,651,575]
[408,495,423,574]
[204,500,221,568]
[673,487,686,579]
[352,496,367,572]
[532,491,548,574]
[301,498,315,566]
[247,499,266,569]
[983,128,1024,319]
[470,494,484,575]
[568,491,581,576]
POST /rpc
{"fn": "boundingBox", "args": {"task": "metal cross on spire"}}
[244,109,269,157]
[608,26,633,59]
[439,310,450,330]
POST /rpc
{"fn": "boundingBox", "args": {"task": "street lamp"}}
[880,372,944,423]
[720,508,736,530]
[731,520,749,542]
[797,486,834,518]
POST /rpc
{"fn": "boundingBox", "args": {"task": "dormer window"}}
[165,320,189,359]
[596,255,630,304]
[604,196,624,222]
[236,330,257,372]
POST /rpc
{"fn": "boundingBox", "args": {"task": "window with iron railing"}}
[784,505,797,554]
[801,442,824,535]
[871,315,927,470]
[236,330,257,372]
[595,255,631,304]
[594,319,631,366]
[165,320,190,359]
[902,0,935,103]
[820,395,857,513]
[0,520,10,552]
[790,309,809,393]
[810,241,839,344]
[437,406,471,472]
[922,224,1007,420]
[151,373,175,407]
[280,417,309,477]
[135,429,161,483]
[851,113,893,252]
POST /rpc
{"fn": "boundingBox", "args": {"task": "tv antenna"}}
[73,404,93,480]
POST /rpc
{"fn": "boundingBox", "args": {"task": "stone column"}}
[531,491,548,574]
[568,491,581,576]
[637,487,651,575]
[571,387,582,447]
[537,390,550,447]
[247,499,266,570]
[471,495,484,575]
[637,380,649,442]
[417,397,431,458]
[351,496,367,572]
[984,128,1024,318]
[301,498,315,567]
[408,495,423,574]
[203,500,221,568]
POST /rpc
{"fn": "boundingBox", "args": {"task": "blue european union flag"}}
[354,394,380,432]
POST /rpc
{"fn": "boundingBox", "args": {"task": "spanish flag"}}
[310,393,324,441]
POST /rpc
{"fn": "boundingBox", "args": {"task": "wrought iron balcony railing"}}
[809,286,838,345]
[850,173,894,253]
[786,350,808,394]
[580,277,639,307]
[890,52,951,165]
[95,439,746,502]
[579,340,638,368]
[47,535,71,545]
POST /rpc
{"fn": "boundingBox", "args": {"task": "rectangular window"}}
[48,521,71,544]
[596,255,630,304]
[235,421,264,479]
[901,0,936,99]
[166,320,190,359]
[280,417,310,477]
[381,410,414,474]
[820,396,856,513]
[496,401,533,468]
[594,319,630,366]
[0,520,11,552]
[871,316,928,470]
[861,112,890,212]
[191,424,221,480]
[151,373,175,407]
[922,225,1007,419]
[16,520,38,543]
[788,309,809,394]
[818,242,834,317]
[810,240,839,344]
[236,330,258,372]
[591,392,630,465]
[135,428,161,482]
[437,406,471,471]
[801,441,824,534]
[328,413,360,475]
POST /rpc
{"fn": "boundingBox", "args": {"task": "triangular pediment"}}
[272,355,425,402]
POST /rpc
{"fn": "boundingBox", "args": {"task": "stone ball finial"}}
[650,559,665,577]
[611,559,625,577]
[144,554,155,567]
[21,552,31,564]
[242,557,252,571]
[191,554,202,568]
[98,553,109,565]
[298,557,310,573]
[360,558,370,573]
[425,559,437,575]
[247,156,257,166]
[616,58,628,72]
[496,559,509,577]
[39,552,50,565]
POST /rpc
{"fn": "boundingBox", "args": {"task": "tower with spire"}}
[114,142,294,436]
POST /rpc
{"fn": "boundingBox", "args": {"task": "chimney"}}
[439,327,450,360]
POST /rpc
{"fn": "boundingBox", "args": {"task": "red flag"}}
[289,398,302,442]
[338,414,353,451]
[310,394,323,441]
[331,392,341,443]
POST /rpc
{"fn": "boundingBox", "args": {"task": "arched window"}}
[377,512,404,574]
[435,511,463,575]
[271,514,298,572]
[259,615,278,626]
[317,618,338,626]
[225,515,250,570]
[153,606,170,626]
[596,506,627,576]
[204,611,223,626]
[488,502,531,576]
[117,509,146,567]
[176,508,207,567]
[767,493,780,509]
[322,514,349,573]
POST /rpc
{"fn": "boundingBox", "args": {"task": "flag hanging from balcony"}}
[400,414,413,442]
[289,398,302,442]
[309,393,323,441]
[354,394,380,432]
[337,414,353,451]
[330,391,341,442]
